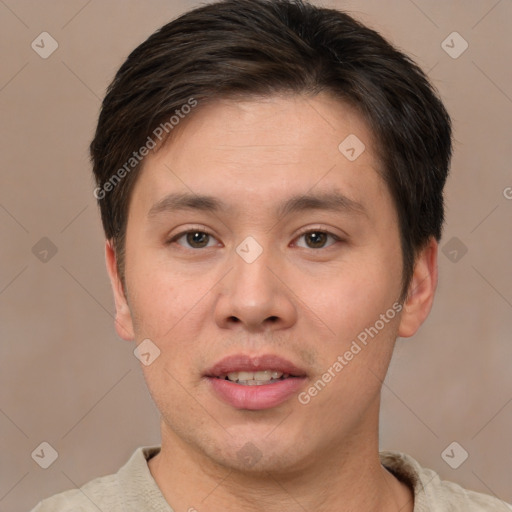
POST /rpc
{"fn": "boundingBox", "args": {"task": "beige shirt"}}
[31,446,511,511]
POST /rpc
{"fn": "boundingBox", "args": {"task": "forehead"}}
[131,93,390,220]
[162,93,377,161]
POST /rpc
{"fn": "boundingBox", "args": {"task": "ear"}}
[398,237,438,338]
[105,239,135,341]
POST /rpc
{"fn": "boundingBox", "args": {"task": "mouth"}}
[204,354,307,410]
[217,370,297,386]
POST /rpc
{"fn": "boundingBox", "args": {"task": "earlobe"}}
[105,239,135,341]
[397,238,438,338]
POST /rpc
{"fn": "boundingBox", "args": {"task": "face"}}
[107,93,436,474]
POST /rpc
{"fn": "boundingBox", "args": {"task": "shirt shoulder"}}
[30,446,170,512]
[29,473,120,512]
[380,450,512,512]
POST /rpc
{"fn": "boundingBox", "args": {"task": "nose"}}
[213,241,298,332]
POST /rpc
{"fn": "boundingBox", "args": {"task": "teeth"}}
[225,370,285,384]
[254,370,272,381]
[232,371,254,381]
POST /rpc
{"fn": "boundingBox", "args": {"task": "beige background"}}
[1,0,511,510]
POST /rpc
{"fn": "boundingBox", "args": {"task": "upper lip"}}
[205,354,307,378]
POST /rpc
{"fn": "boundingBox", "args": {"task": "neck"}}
[148,416,414,512]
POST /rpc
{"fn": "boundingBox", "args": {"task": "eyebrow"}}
[147,191,368,219]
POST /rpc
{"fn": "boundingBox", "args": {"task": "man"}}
[31,0,511,510]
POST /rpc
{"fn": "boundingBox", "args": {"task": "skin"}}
[106,93,437,512]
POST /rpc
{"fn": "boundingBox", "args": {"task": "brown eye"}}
[170,230,217,249]
[295,231,339,249]
[305,232,327,248]
[186,231,210,248]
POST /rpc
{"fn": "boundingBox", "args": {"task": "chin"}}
[201,429,313,476]
[214,447,303,475]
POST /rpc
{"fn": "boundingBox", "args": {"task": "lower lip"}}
[206,377,306,410]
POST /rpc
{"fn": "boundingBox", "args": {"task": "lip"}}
[204,353,307,411]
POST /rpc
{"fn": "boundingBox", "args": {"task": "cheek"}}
[296,259,400,344]
[140,361,200,441]
[125,241,212,340]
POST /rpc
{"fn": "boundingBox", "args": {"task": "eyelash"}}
[166,226,343,250]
